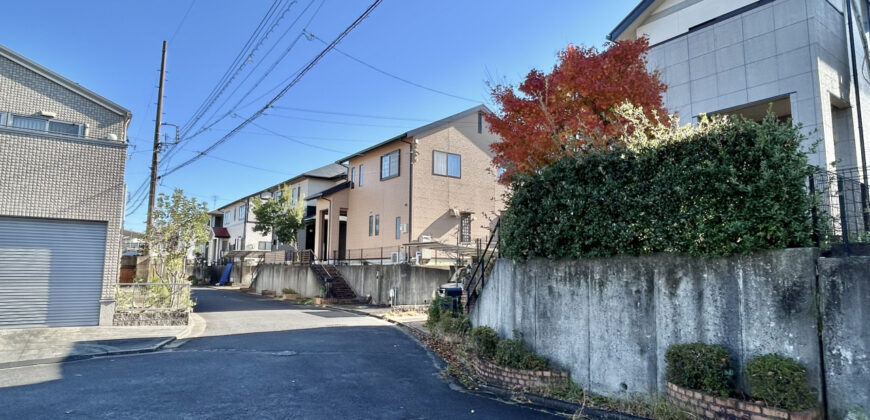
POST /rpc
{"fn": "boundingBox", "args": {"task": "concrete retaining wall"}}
[818,256,870,420]
[471,249,822,398]
[251,263,450,305]
[471,249,870,418]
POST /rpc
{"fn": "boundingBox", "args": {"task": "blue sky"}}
[0,1,637,232]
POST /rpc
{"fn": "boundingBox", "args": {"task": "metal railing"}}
[115,282,192,311]
[464,219,500,313]
[809,166,870,255]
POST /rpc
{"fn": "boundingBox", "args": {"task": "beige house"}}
[0,44,131,327]
[312,105,506,264]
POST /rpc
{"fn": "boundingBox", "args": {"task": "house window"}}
[224,212,231,225]
[369,215,373,236]
[291,187,298,204]
[350,167,356,188]
[358,164,364,186]
[395,217,401,240]
[239,204,247,220]
[460,212,471,243]
[48,120,81,136]
[477,112,483,134]
[375,214,380,236]
[258,241,270,250]
[433,151,461,178]
[275,190,282,202]
[4,113,84,137]
[380,150,400,180]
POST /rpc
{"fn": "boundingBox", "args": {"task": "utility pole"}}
[146,41,168,238]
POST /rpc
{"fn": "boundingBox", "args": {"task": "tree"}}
[484,37,669,182]
[146,189,211,282]
[252,185,304,247]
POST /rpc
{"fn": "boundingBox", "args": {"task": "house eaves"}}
[306,181,350,200]
[607,0,657,41]
[0,44,132,119]
[335,104,492,163]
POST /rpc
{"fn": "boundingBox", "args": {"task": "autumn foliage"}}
[485,38,669,181]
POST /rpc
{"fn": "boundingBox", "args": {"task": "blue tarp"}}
[219,263,233,286]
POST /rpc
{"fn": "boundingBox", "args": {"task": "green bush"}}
[745,354,816,411]
[665,343,734,397]
[439,314,471,336]
[500,114,814,260]
[471,326,500,359]
[426,296,443,328]
[495,336,549,370]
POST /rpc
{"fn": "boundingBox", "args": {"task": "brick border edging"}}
[665,382,820,420]
[470,356,569,390]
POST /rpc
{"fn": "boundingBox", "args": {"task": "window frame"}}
[432,150,461,178]
[224,212,231,226]
[358,164,364,186]
[368,215,373,236]
[350,166,356,188]
[374,214,380,236]
[395,216,401,240]
[460,212,472,243]
[2,112,85,137]
[380,149,400,181]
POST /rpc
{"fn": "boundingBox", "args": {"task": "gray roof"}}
[335,105,491,163]
[0,44,132,118]
[211,163,347,212]
[607,0,655,41]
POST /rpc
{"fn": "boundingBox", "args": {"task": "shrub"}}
[665,343,734,397]
[495,336,549,370]
[426,296,443,328]
[471,326,500,359]
[439,314,471,336]
[282,288,298,295]
[500,113,814,260]
[745,354,816,411]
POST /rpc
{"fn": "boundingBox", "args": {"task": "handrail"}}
[465,219,500,312]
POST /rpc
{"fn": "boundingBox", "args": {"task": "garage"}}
[0,216,107,328]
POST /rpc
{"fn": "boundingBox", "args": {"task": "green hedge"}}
[501,114,814,260]
[471,326,500,359]
[745,354,816,411]
[495,337,549,371]
[665,343,734,397]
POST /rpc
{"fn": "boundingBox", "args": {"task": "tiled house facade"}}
[610,0,870,173]
[0,44,131,327]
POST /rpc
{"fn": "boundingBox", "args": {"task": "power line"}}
[169,0,197,43]
[262,112,415,129]
[248,121,350,154]
[181,0,324,144]
[178,0,284,138]
[270,105,431,122]
[161,0,292,174]
[159,0,383,179]
[305,31,480,103]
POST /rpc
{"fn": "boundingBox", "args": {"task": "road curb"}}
[0,336,176,370]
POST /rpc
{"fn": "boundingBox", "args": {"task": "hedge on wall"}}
[500,112,815,260]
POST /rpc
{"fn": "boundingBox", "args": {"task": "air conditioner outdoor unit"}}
[390,252,406,264]
[449,208,461,217]
[400,223,408,232]
[420,235,432,242]
[414,251,422,264]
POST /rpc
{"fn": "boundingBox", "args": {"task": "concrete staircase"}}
[310,264,357,300]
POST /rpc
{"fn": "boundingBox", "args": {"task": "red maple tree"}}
[485,37,669,182]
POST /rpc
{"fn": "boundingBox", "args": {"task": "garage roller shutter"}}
[0,216,106,328]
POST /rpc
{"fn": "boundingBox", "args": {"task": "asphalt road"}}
[0,288,560,419]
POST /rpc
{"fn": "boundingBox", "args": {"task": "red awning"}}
[212,227,230,238]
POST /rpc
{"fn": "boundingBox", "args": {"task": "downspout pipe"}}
[847,0,869,183]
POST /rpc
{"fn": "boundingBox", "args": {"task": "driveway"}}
[0,288,560,419]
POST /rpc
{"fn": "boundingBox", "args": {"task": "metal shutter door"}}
[0,217,106,328]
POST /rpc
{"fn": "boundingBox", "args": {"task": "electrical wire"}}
[159,0,383,179]
[305,31,480,103]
